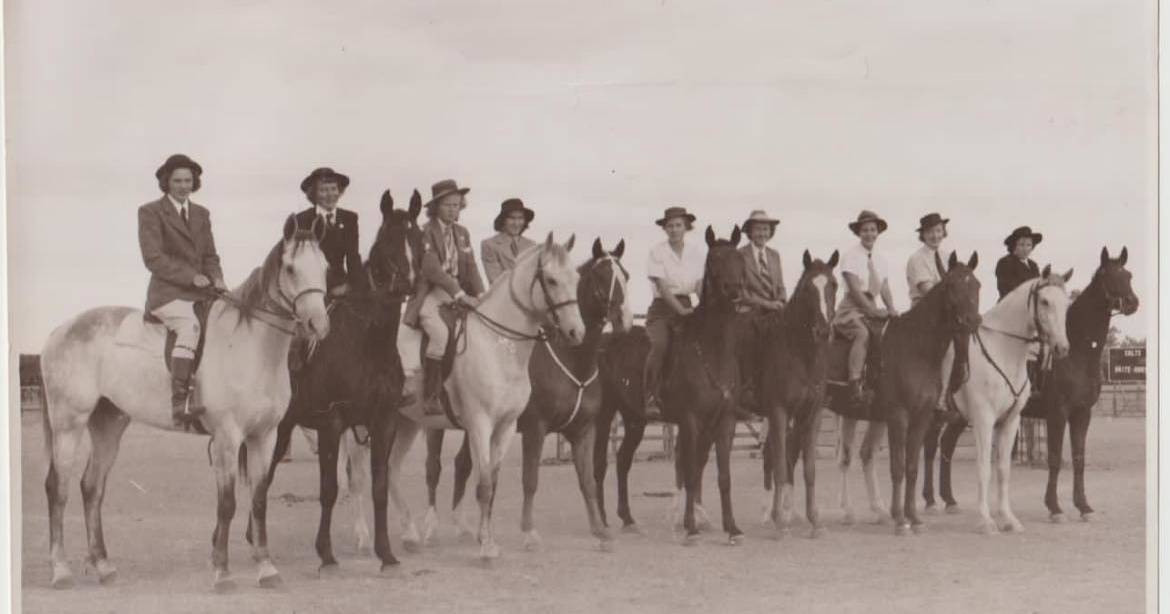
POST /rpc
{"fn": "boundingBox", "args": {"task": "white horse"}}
[389,233,586,559]
[40,215,330,590]
[949,267,1072,534]
[833,416,888,525]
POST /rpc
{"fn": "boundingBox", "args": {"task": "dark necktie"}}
[758,251,770,280]
[326,212,335,227]
[180,205,188,226]
[934,250,946,278]
[511,238,520,257]
[866,253,881,296]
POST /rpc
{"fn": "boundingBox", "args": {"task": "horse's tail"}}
[39,374,53,464]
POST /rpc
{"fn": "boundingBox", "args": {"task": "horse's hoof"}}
[621,523,645,536]
[894,523,910,536]
[479,542,502,560]
[318,562,340,577]
[402,537,422,554]
[356,535,373,555]
[728,533,745,546]
[380,559,401,574]
[682,532,701,547]
[598,538,615,553]
[1050,512,1066,524]
[870,513,890,526]
[50,565,74,590]
[977,521,999,536]
[910,523,926,535]
[522,530,543,552]
[999,519,1025,534]
[212,570,236,593]
[810,526,828,539]
[945,504,961,515]
[924,503,938,516]
[1080,511,1095,522]
[841,510,856,525]
[257,563,282,589]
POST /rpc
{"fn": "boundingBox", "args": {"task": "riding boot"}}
[170,356,203,428]
[643,364,664,421]
[849,378,865,407]
[397,387,417,409]
[421,358,446,416]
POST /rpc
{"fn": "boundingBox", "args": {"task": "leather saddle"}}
[142,300,213,373]
[416,303,471,428]
[825,316,887,420]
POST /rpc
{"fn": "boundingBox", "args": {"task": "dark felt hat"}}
[915,212,949,233]
[426,179,471,208]
[155,154,202,181]
[655,206,697,227]
[848,210,888,235]
[1004,226,1043,248]
[300,167,350,194]
[494,198,535,232]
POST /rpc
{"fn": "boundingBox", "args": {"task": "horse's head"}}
[942,251,982,333]
[1033,264,1074,359]
[533,232,586,345]
[581,238,634,333]
[795,250,840,342]
[368,189,424,299]
[702,225,746,309]
[279,213,330,341]
[1095,246,1139,316]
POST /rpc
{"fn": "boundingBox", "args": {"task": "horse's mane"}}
[229,231,316,320]
[696,239,738,313]
[888,266,963,350]
[1066,264,1112,353]
[480,240,569,302]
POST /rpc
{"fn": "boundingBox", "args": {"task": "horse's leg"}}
[570,421,614,550]
[939,417,965,511]
[1044,407,1068,520]
[369,413,401,571]
[691,432,715,532]
[802,409,825,537]
[209,430,243,591]
[45,412,87,589]
[616,417,646,531]
[388,418,423,552]
[463,417,498,559]
[886,410,909,535]
[245,428,283,587]
[768,406,792,534]
[80,400,129,585]
[714,412,743,544]
[341,428,372,553]
[861,420,889,523]
[591,404,616,529]
[248,417,295,546]
[422,428,445,544]
[1069,405,1095,519]
[677,413,701,543]
[520,417,547,551]
[904,410,930,533]
[760,417,774,524]
[969,410,997,535]
[452,433,476,539]
[836,416,857,524]
[314,424,343,570]
[994,412,1025,532]
[922,418,941,511]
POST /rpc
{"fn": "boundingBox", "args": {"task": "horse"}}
[253,190,423,572]
[40,214,330,590]
[951,265,1073,534]
[879,251,982,535]
[666,225,748,544]
[751,251,840,537]
[922,248,1139,521]
[387,233,586,559]
[409,239,635,553]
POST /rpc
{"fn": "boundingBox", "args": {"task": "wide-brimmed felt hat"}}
[1004,226,1043,248]
[848,210,888,235]
[655,206,696,227]
[915,212,949,233]
[742,209,780,232]
[300,167,350,194]
[155,154,202,180]
[494,198,534,231]
[426,179,470,209]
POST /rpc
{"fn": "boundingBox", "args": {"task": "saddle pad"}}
[113,314,204,406]
[139,301,212,372]
[397,372,463,430]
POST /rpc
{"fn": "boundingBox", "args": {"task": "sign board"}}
[1108,347,1145,382]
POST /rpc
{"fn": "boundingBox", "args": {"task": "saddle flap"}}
[133,301,213,373]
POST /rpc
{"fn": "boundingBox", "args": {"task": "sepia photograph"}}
[2,1,1158,612]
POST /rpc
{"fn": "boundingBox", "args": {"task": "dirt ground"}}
[16,413,1147,614]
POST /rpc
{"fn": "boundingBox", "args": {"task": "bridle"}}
[588,255,627,321]
[978,278,1053,344]
[215,248,327,336]
[467,247,578,342]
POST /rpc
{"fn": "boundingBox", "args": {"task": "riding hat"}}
[655,206,697,227]
[915,212,949,233]
[155,154,203,181]
[494,198,535,232]
[300,167,351,194]
[742,210,780,235]
[848,210,888,235]
[426,179,470,209]
[1004,226,1043,249]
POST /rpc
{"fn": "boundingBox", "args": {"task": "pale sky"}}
[5,0,1156,352]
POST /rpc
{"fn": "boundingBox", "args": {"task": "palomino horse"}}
[951,265,1072,534]
[40,215,330,590]
[667,226,748,544]
[432,239,634,552]
[389,233,586,559]
[879,251,982,535]
[757,250,840,537]
[255,190,422,571]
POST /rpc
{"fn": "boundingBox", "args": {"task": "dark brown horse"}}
[665,226,748,544]
[756,250,840,537]
[880,251,982,535]
[438,239,634,551]
[252,190,423,571]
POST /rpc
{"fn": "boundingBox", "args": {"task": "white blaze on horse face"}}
[286,239,330,340]
[812,274,829,325]
[613,260,634,332]
[402,232,416,288]
[1036,284,1071,356]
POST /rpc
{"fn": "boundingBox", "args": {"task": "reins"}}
[971,278,1057,403]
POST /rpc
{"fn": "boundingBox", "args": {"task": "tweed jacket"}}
[403,217,485,327]
[481,232,537,285]
[138,196,224,312]
[738,244,787,308]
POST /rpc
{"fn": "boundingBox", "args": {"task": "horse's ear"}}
[614,239,626,259]
[827,250,839,268]
[730,225,742,247]
[564,233,576,253]
[802,250,812,269]
[380,190,394,217]
[1041,264,1052,278]
[409,190,423,221]
[592,238,605,260]
[544,231,555,249]
[1100,246,1110,266]
[705,226,716,247]
[1062,268,1074,283]
[967,251,979,271]
[283,214,298,241]
[1119,246,1128,265]
[948,250,958,270]
[311,215,327,243]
